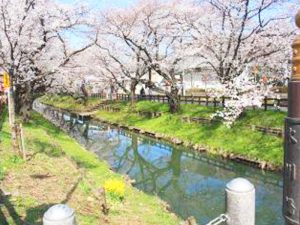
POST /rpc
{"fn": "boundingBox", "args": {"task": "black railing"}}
[90,93,288,111]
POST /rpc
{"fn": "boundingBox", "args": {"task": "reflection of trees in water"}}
[112,134,184,194]
[41,107,282,225]
[110,134,226,222]
[53,117,211,220]
[60,117,121,153]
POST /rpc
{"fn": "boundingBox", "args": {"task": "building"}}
[181,67,221,91]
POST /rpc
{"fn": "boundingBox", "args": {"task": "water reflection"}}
[34,102,283,225]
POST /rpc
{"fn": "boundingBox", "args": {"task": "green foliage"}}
[136,101,169,113]
[39,94,102,112]
[0,108,179,225]
[8,155,24,165]
[177,104,218,118]
[239,109,285,129]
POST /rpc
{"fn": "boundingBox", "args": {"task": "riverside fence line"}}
[90,93,288,111]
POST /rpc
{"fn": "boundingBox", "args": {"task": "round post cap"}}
[226,177,254,193]
[296,10,300,28]
[43,204,75,221]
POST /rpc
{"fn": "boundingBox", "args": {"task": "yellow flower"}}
[104,179,125,200]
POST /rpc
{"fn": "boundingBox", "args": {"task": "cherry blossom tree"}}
[0,0,97,120]
[95,0,189,112]
[183,0,296,124]
[95,36,148,106]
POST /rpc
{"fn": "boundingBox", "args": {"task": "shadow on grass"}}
[24,177,83,224]
[0,174,84,225]
[0,189,23,225]
[74,159,97,170]
[24,203,52,225]
[0,188,48,225]
[30,139,65,158]
[24,175,83,224]
[61,175,83,204]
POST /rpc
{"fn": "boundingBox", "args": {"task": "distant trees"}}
[94,1,189,112]
[90,0,295,121]
[0,0,296,122]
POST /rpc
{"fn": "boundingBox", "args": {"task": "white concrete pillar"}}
[226,178,255,225]
[43,204,76,225]
[7,89,15,126]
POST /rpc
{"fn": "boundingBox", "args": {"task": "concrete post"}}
[7,88,15,126]
[43,204,76,225]
[225,178,255,225]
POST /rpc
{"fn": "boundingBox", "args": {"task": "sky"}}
[58,0,138,48]
[58,0,299,48]
[58,0,137,10]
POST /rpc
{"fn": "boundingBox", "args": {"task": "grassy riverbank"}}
[0,108,180,224]
[39,95,285,169]
[40,95,103,112]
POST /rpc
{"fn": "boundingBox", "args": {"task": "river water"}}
[34,101,283,225]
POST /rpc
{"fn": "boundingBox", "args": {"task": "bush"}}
[104,179,125,200]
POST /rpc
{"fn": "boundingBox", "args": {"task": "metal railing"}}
[90,93,288,111]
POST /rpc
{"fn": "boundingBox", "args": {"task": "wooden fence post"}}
[20,124,26,160]
[214,98,217,108]
[264,97,267,111]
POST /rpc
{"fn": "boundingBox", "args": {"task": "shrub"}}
[104,179,125,200]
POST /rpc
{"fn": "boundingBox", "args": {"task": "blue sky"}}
[58,0,138,48]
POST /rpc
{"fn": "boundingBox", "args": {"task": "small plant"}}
[104,179,125,200]
[0,164,5,180]
[79,181,92,194]
[8,155,23,164]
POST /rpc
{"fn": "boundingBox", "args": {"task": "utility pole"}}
[283,10,300,225]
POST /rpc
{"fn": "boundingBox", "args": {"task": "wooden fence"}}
[90,93,288,111]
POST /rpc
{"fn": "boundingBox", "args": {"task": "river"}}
[34,101,283,225]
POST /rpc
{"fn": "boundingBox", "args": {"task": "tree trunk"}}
[15,83,33,122]
[167,86,180,113]
[81,84,88,105]
[130,81,138,107]
[130,85,136,107]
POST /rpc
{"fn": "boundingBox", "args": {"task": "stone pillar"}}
[226,178,255,225]
[43,204,76,225]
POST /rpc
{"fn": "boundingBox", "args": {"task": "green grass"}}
[135,101,170,113]
[108,100,286,127]
[40,95,286,169]
[94,110,283,167]
[239,109,286,129]
[0,108,180,225]
[39,95,103,112]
